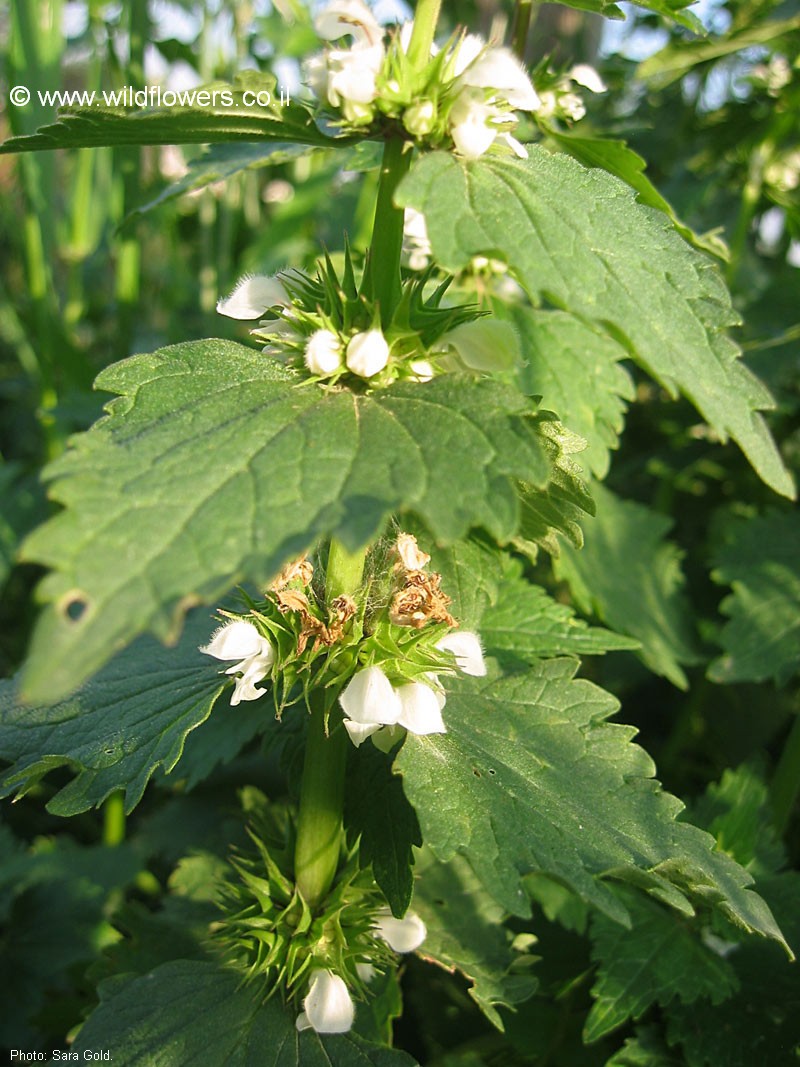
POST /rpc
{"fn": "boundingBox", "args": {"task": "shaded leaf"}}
[0,611,227,814]
[73,959,419,1066]
[554,484,699,688]
[709,510,800,686]
[413,850,538,1030]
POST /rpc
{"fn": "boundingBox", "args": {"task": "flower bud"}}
[403,100,437,138]
[296,969,355,1033]
[374,907,427,953]
[304,329,343,375]
[346,329,390,377]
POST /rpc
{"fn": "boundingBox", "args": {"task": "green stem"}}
[103,790,126,847]
[405,0,442,69]
[293,539,368,908]
[770,711,800,837]
[511,0,535,60]
[367,136,413,326]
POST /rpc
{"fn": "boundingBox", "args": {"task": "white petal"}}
[339,665,403,725]
[346,329,390,377]
[449,92,497,159]
[409,359,435,382]
[295,1010,312,1031]
[374,908,427,953]
[499,131,528,159]
[459,47,540,111]
[569,63,606,94]
[216,274,286,319]
[436,632,486,676]
[305,329,343,375]
[452,33,486,76]
[344,719,383,747]
[327,43,383,104]
[315,0,382,47]
[303,969,355,1033]
[356,961,376,982]
[200,619,265,661]
[396,682,447,735]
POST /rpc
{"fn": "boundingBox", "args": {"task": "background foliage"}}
[1,0,798,1062]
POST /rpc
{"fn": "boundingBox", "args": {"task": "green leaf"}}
[413,850,538,1030]
[394,663,789,954]
[511,307,634,479]
[397,151,794,499]
[534,0,703,31]
[544,131,729,260]
[585,889,738,1043]
[665,873,800,1066]
[133,141,315,215]
[0,611,226,814]
[606,1027,685,1066]
[0,73,355,154]
[708,510,800,686]
[345,744,422,917]
[19,340,562,703]
[73,960,419,1066]
[554,484,699,688]
[480,557,640,667]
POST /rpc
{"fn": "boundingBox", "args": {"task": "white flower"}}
[305,329,343,375]
[409,359,435,382]
[403,207,432,271]
[200,618,275,706]
[315,0,382,48]
[327,42,384,106]
[448,90,498,159]
[346,329,390,377]
[458,46,540,111]
[396,682,446,735]
[436,631,486,676]
[452,34,486,76]
[217,274,287,319]
[374,907,427,952]
[296,969,355,1034]
[569,63,606,94]
[340,665,403,726]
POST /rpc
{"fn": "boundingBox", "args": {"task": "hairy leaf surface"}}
[395,665,788,952]
[20,340,559,702]
[554,484,699,688]
[398,151,793,498]
[73,960,418,1066]
[708,510,800,685]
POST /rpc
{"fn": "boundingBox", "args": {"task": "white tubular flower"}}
[200,619,275,706]
[396,682,447,735]
[436,631,486,676]
[403,207,432,271]
[569,63,607,94]
[374,907,427,953]
[409,359,435,382]
[296,969,355,1034]
[305,329,343,376]
[315,0,382,48]
[343,720,383,748]
[448,90,498,159]
[458,46,540,111]
[339,665,403,725]
[326,42,384,106]
[217,274,287,319]
[346,329,390,377]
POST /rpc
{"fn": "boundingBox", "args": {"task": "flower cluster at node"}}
[304,0,541,159]
[535,63,607,125]
[295,908,427,1033]
[217,251,518,388]
[218,799,427,1036]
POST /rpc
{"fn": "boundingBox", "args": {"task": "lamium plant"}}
[1,0,799,1062]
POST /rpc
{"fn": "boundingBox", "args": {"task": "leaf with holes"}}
[397,151,793,499]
